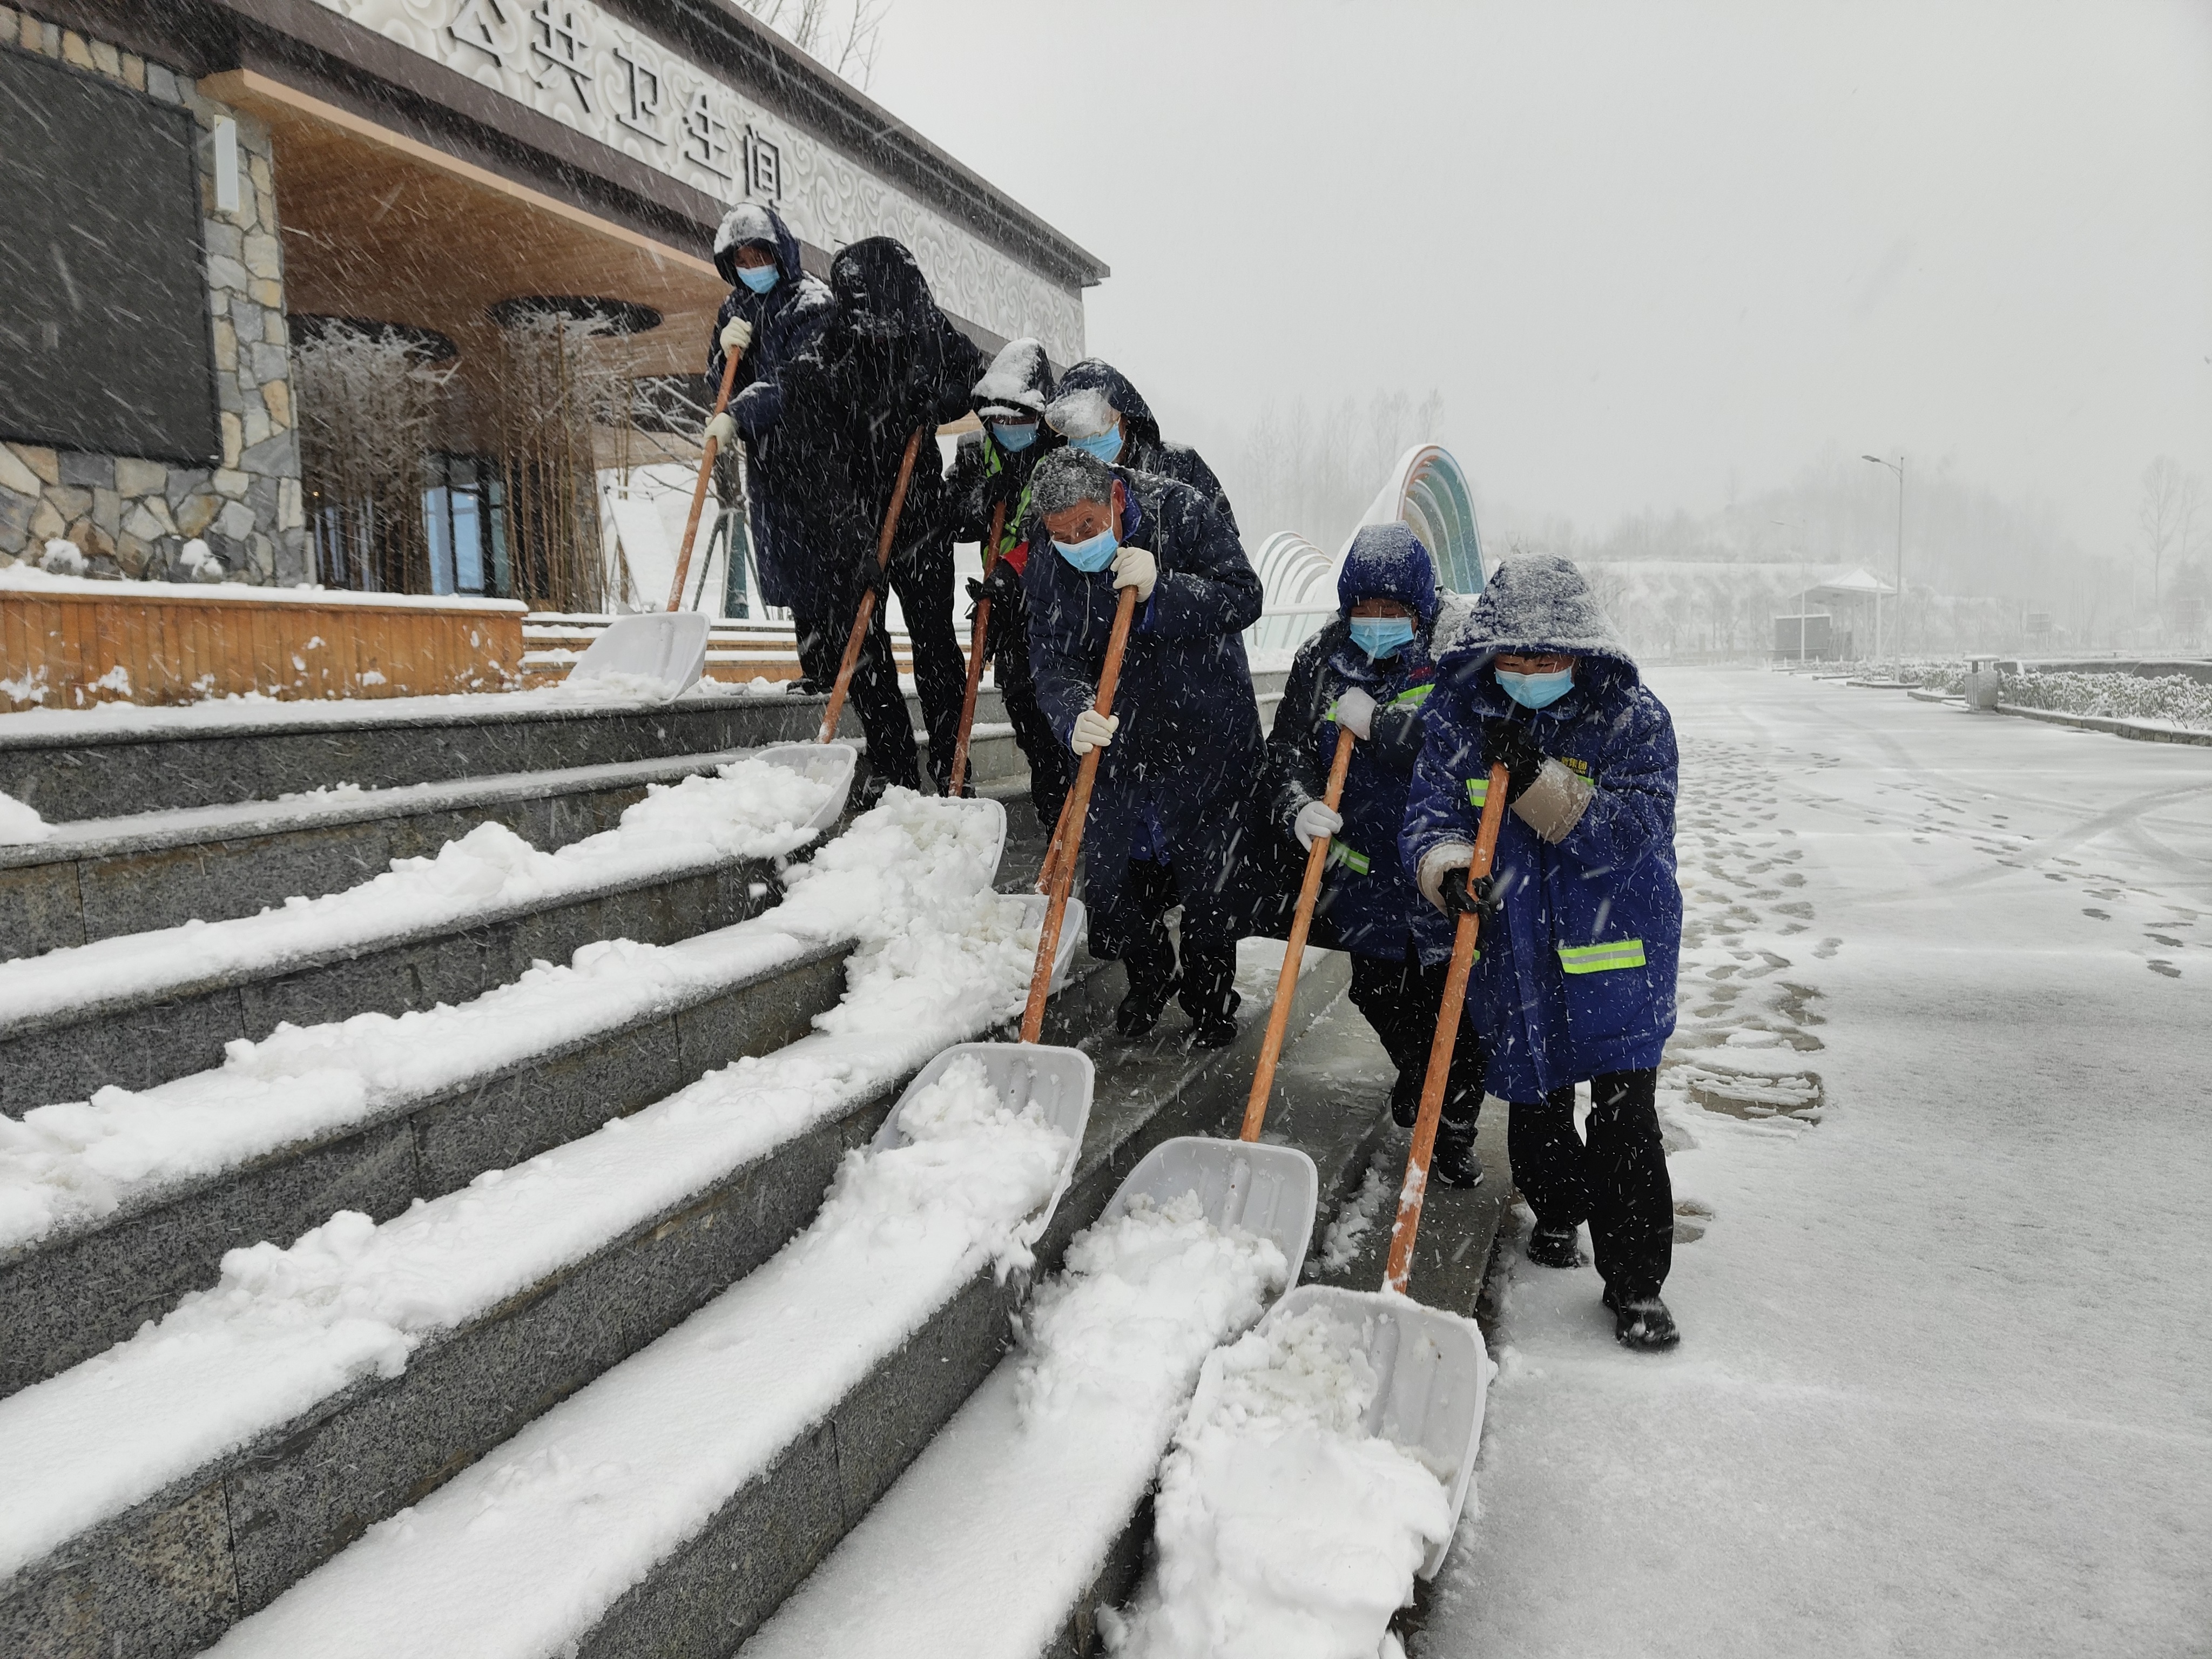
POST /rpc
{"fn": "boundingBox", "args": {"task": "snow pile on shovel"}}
[1107,1305,1454,1659]
[739,1190,1289,1659]
[0,752,837,1019]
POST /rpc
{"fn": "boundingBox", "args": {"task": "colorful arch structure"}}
[1246,443,1486,658]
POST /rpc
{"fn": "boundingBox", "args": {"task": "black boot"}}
[1390,1058,1422,1128]
[1527,1222,1581,1269]
[1603,1286,1681,1351]
[1187,988,1241,1050]
[1432,1119,1485,1190]
[1115,943,1181,1038]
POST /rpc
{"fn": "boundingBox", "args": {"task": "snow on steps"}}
[0,749,852,1108]
[0,746,780,957]
[0,675,1023,822]
[0,794,1038,1658]
[186,953,1353,1659]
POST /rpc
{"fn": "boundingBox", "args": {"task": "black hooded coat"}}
[773,238,984,620]
[703,204,832,609]
[1051,360,1240,539]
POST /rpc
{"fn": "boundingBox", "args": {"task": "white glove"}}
[719,315,753,354]
[704,412,737,447]
[1070,708,1119,754]
[1293,798,1343,849]
[1333,686,1377,739]
[1111,544,1157,601]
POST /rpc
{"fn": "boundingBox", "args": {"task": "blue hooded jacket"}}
[1023,467,1265,913]
[1047,361,1240,540]
[704,204,832,608]
[1399,555,1681,1098]
[1262,524,1464,959]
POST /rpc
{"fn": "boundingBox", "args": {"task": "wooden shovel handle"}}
[1020,583,1139,1043]
[1385,761,1510,1296]
[1239,725,1357,1142]
[666,346,744,613]
[819,424,929,744]
[948,502,1004,795]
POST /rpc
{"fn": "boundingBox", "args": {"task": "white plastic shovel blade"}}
[564,611,710,699]
[1260,1284,1490,1579]
[1101,1136,1320,1289]
[1010,892,1085,992]
[751,741,858,833]
[872,1042,1095,1241]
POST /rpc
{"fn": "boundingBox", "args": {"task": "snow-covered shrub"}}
[179,539,225,583]
[39,538,86,577]
[2000,670,2212,730]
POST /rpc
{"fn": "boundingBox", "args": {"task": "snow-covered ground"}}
[1424,667,2212,1657]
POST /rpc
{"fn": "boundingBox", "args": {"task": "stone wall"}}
[0,6,306,585]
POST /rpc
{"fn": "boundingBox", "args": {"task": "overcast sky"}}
[869,1,2212,552]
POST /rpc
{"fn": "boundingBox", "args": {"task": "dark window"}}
[424,455,509,597]
[0,46,219,463]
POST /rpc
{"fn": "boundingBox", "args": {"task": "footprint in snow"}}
[2083,909,2110,920]
[2148,961,2181,979]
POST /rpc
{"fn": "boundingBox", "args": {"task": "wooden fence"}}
[0,582,524,712]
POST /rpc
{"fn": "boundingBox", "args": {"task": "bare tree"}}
[2139,456,2203,621]
[735,0,888,87]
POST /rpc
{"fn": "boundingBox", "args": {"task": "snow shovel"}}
[1018,582,1137,1043]
[819,424,930,745]
[564,345,741,699]
[1238,725,1357,1142]
[948,503,1004,797]
[1085,737,1350,1296]
[1264,759,1512,1579]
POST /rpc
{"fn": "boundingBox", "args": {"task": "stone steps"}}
[0,920,852,1396]
[0,747,772,956]
[157,957,1352,1659]
[0,684,1015,822]
[0,846,794,1109]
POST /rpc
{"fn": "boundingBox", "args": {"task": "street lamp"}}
[1862,453,1904,662]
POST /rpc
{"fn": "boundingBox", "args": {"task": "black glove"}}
[1439,866,1499,918]
[854,557,891,603]
[1481,719,1547,803]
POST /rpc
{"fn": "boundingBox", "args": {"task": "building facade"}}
[0,0,1104,594]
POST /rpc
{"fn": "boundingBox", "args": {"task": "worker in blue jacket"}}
[702,203,831,623]
[1260,524,1487,1185]
[1400,555,1684,1350]
[1023,447,1265,1048]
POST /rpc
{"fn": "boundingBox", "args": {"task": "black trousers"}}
[894,532,967,793]
[1347,946,1484,1127]
[1508,1068,1673,1300]
[1096,858,1240,1021]
[996,646,1070,828]
[794,598,916,792]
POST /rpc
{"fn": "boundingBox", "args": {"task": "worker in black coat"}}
[1044,360,1240,538]
[1023,448,1265,1048]
[775,238,982,794]
[701,203,833,618]
[946,338,1070,823]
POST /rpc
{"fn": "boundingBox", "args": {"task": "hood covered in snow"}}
[1436,554,1636,676]
[1337,524,1440,626]
[973,338,1054,419]
[712,202,806,289]
[1047,359,1162,451]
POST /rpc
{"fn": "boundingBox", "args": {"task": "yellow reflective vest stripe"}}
[1557,939,1648,974]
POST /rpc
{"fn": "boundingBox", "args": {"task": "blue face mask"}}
[991,421,1038,453]
[1054,525,1118,572]
[737,264,779,294]
[1070,426,1123,464]
[1496,665,1575,709]
[1348,617,1416,659]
